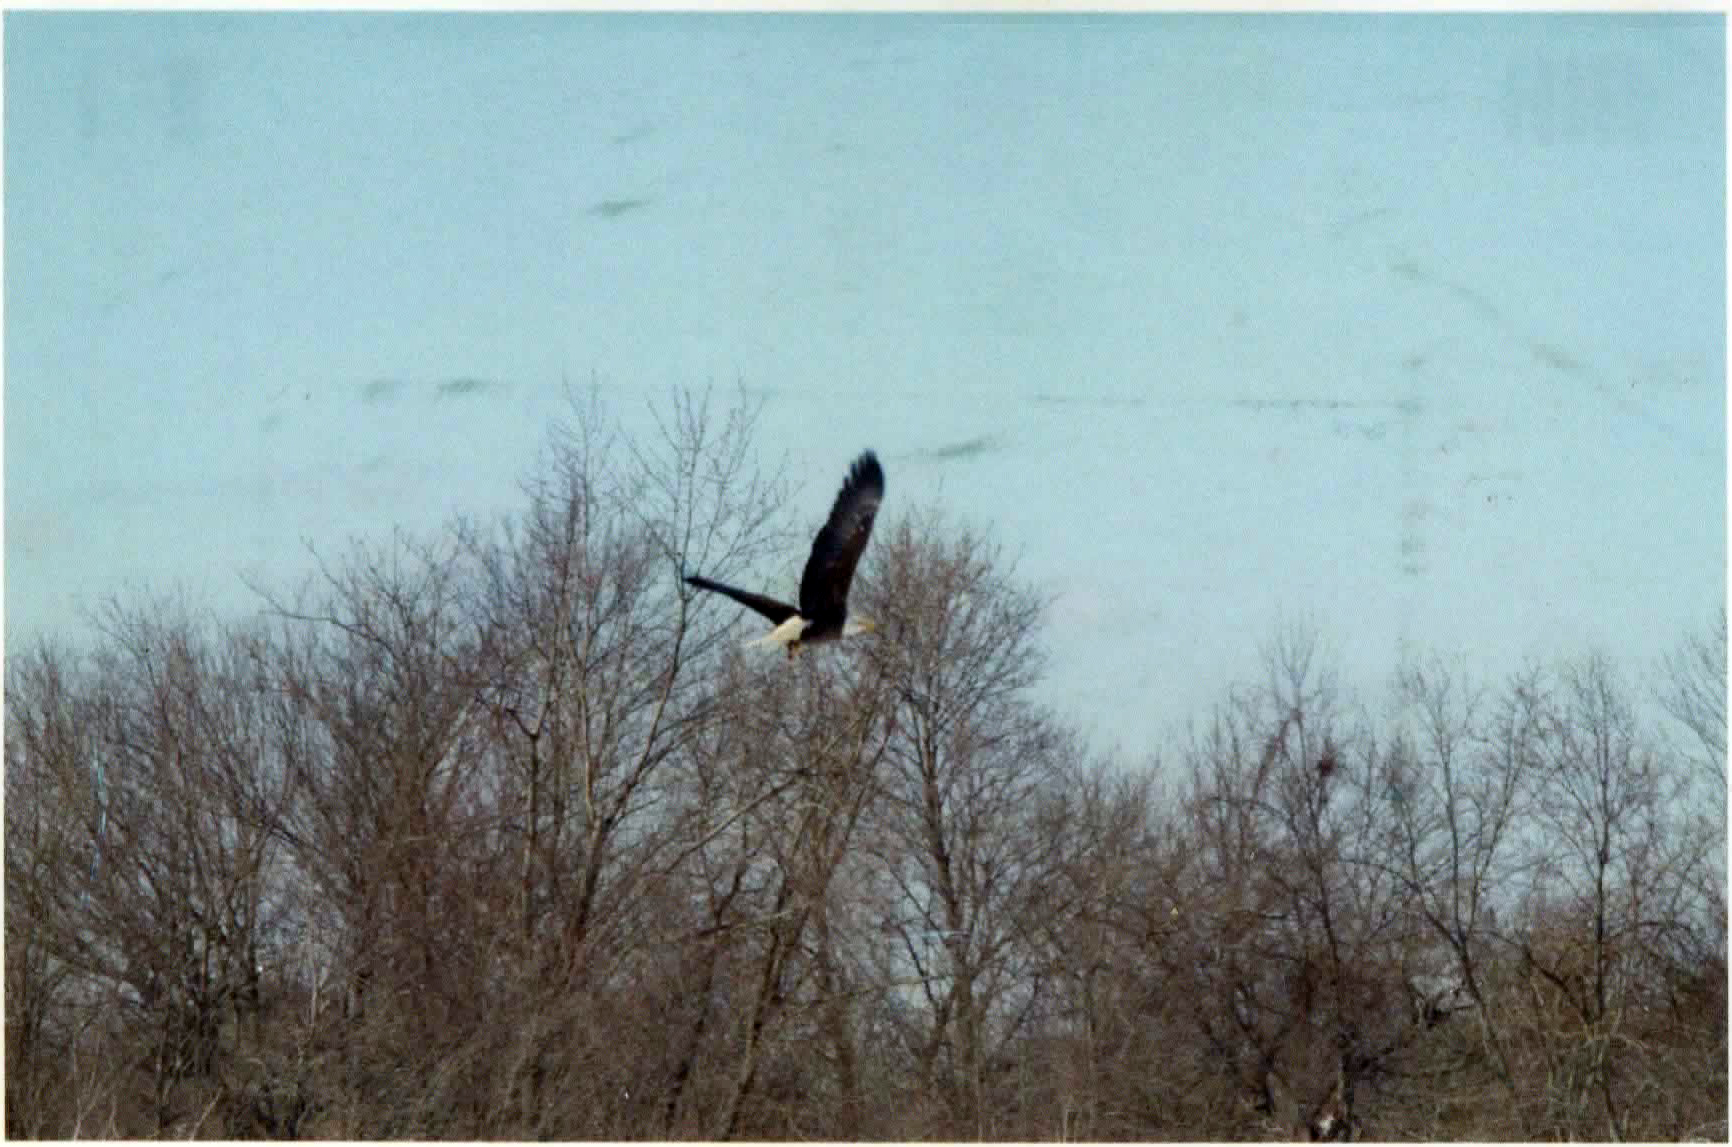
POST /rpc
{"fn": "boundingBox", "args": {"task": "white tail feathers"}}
[745,615,809,651]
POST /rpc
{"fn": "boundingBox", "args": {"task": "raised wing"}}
[684,575,800,625]
[799,450,885,627]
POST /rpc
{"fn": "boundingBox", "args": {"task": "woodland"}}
[6,390,1725,1140]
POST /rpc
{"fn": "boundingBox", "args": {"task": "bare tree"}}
[1167,623,1478,1141]
[1657,609,1726,791]
[999,756,1179,1140]
[3,596,298,1137]
[701,648,896,1140]
[6,639,106,1137]
[10,391,1724,1142]
[1373,653,1534,1132]
[1505,650,1725,1141]
[419,386,796,1135]
[846,512,1075,1137]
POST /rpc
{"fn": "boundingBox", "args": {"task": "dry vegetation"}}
[6,390,1725,1140]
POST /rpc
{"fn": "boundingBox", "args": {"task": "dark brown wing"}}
[799,450,885,628]
[684,575,800,625]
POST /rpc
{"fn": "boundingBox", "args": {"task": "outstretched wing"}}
[799,450,885,627]
[684,575,800,625]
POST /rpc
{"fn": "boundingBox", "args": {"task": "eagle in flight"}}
[685,449,884,657]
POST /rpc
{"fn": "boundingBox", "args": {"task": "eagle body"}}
[684,450,885,657]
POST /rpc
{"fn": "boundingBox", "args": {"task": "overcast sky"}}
[5,12,1724,758]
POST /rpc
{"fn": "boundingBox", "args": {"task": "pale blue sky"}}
[6,13,1724,757]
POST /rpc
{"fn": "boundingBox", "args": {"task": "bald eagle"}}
[685,450,884,657]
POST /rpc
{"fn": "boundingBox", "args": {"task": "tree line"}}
[6,390,1725,1139]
